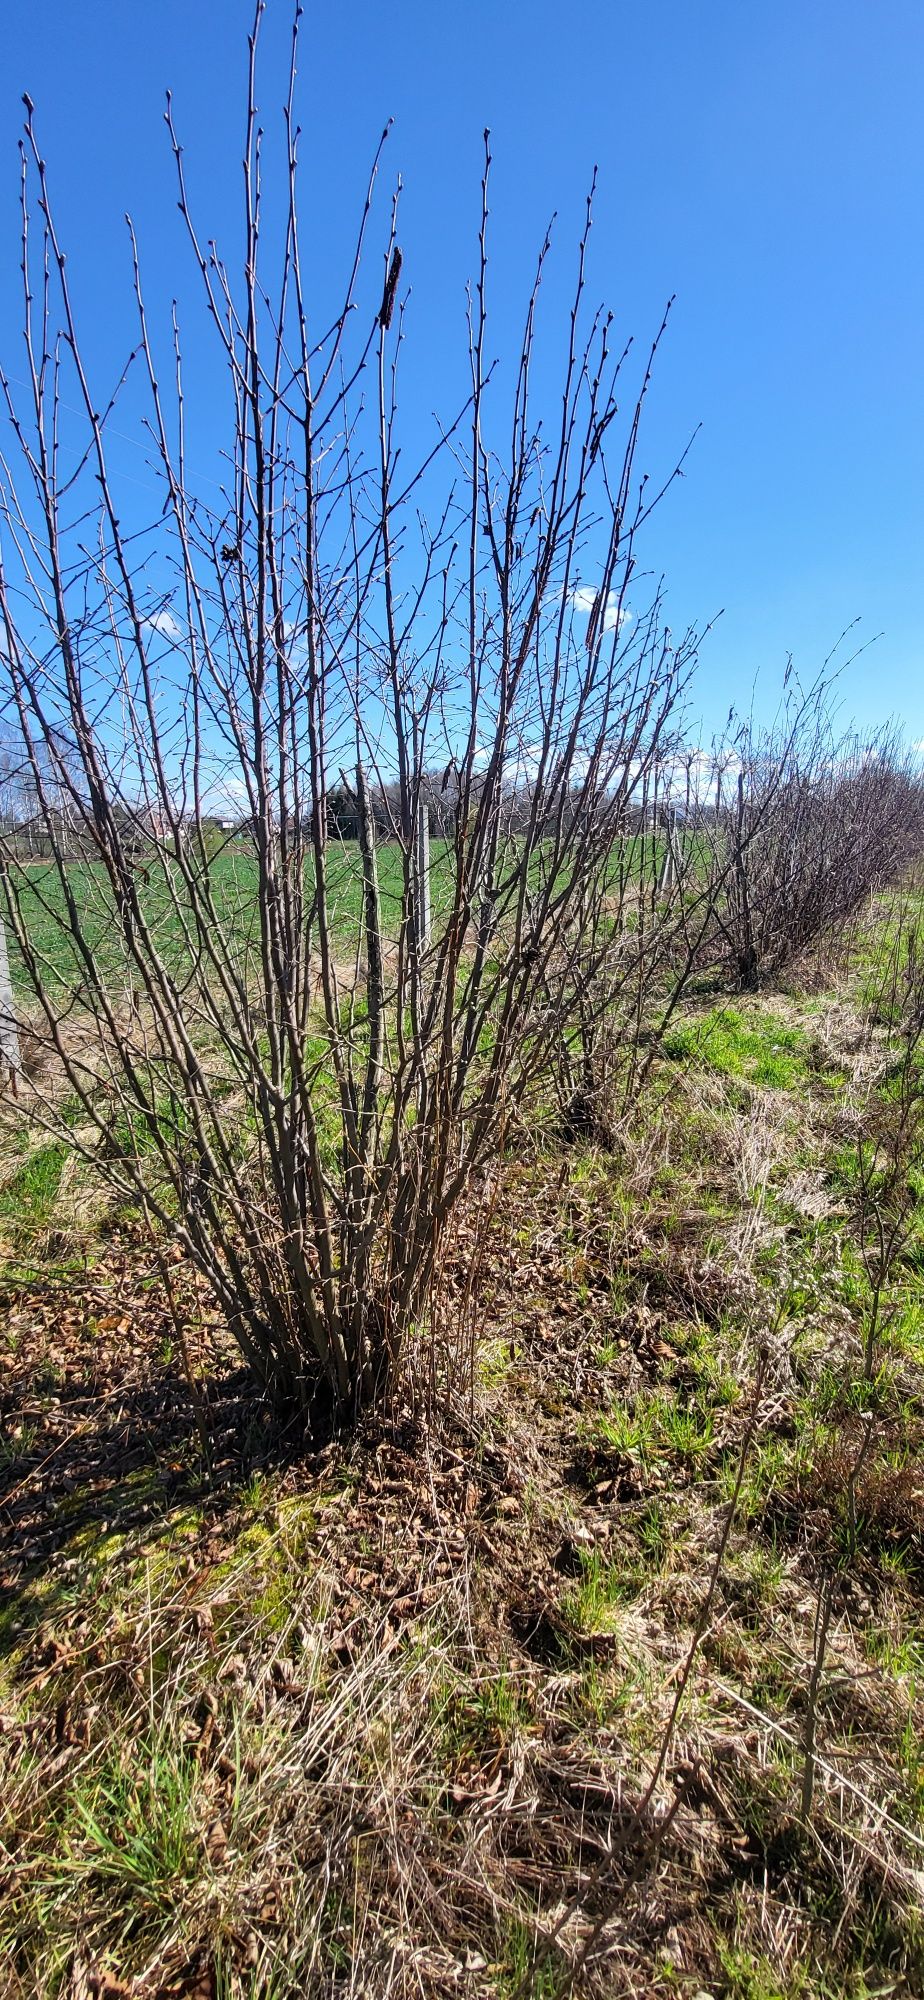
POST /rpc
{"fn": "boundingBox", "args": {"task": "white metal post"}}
[0,911,20,1090]
[414,790,431,953]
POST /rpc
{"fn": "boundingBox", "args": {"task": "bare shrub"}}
[706,694,924,991]
[0,33,706,1426]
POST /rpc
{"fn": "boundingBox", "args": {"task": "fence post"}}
[413,791,431,954]
[658,808,679,897]
[0,910,20,1093]
[410,716,431,957]
[355,760,384,1010]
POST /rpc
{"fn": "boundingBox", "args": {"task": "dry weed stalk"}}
[801,1565,835,1822]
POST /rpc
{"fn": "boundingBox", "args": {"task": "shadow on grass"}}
[0,1308,317,1648]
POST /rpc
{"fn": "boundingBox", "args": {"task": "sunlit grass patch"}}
[595,1387,718,1470]
[493,1917,563,1998]
[61,1743,202,1915]
[0,1141,67,1232]
[560,1546,641,1633]
[662,1006,812,1089]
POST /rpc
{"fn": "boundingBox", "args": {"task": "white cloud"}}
[568,586,631,635]
[142,609,182,640]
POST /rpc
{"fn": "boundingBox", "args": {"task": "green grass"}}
[715,1946,805,2000]
[5,1735,205,1984]
[433,1662,534,1766]
[0,1142,67,1233]
[65,1746,202,1910]
[493,1918,563,1998]
[662,1006,811,1088]
[595,1388,717,1469]
[561,1547,640,1632]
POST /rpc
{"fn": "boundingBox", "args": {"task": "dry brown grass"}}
[5,940,924,1995]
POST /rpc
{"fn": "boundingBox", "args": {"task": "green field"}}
[4,830,681,1002]
[4,842,430,1000]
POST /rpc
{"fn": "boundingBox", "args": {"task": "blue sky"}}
[0,0,921,741]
